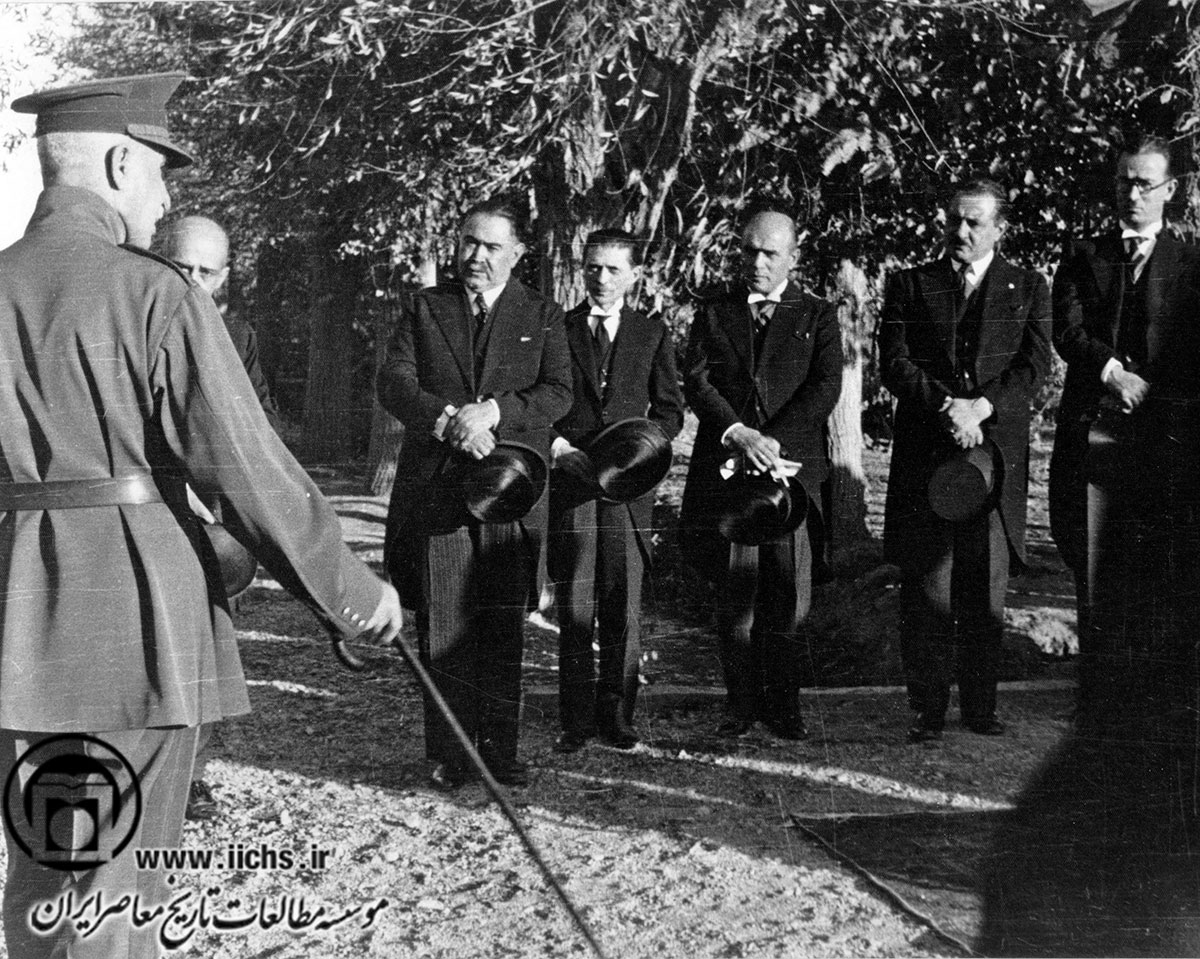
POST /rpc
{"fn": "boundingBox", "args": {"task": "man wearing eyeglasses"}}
[162,215,279,431]
[1049,134,1200,722]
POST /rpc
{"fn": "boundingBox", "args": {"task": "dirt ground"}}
[2,429,1171,958]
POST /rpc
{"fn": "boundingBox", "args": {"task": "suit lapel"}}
[757,281,809,371]
[920,260,961,362]
[723,292,754,373]
[1143,234,1180,363]
[972,257,1013,363]
[607,307,649,399]
[566,304,603,403]
[1087,234,1127,346]
[477,282,526,394]
[431,289,473,387]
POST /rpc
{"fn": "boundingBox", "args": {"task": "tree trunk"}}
[826,260,871,562]
[300,250,362,462]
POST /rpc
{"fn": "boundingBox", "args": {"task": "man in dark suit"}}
[0,73,402,959]
[548,230,684,753]
[1049,135,1200,717]
[377,199,572,788]
[880,178,1051,742]
[681,208,843,740]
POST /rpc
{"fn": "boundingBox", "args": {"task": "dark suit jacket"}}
[1049,232,1200,571]
[680,280,843,582]
[880,256,1051,566]
[377,280,572,607]
[1054,233,1200,419]
[548,303,684,575]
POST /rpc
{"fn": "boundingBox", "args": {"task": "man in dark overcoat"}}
[377,199,572,788]
[548,229,684,753]
[680,208,843,740]
[880,177,1051,742]
[0,74,402,959]
[1048,134,1200,717]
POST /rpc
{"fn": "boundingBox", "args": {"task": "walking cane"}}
[332,634,608,959]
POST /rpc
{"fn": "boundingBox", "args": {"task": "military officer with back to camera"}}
[680,206,843,741]
[880,177,1050,743]
[548,229,684,754]
[1048,134,1200,717]
[0,74,403,959]
[377,199,572,790]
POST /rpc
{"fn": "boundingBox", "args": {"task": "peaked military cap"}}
[11,72,195,169]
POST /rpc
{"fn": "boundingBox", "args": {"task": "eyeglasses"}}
[1114,176,1174,197]
[171,259,224,280]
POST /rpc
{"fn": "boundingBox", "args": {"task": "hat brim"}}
[127,124,194,169]
[586,418,673,503]
[457,442,548,524]
[716,473,809,546]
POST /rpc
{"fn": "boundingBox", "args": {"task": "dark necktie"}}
[474,293,489,330]
[592,316,612,387]
[1124,236,1147,279]
[752,300,774,359]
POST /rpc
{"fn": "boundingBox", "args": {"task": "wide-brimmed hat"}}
[441,441,548,525]
[588,418,673,503]
[927,438,1003,522]
[715,468,809,546]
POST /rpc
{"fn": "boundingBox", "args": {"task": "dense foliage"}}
[31,0,1199,450]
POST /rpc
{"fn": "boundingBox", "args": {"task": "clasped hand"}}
[445,401,499,459]
[941,397,987,449]
[725,424,781,472]
[1105,367,1150,413]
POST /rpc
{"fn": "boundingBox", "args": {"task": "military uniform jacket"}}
[549,302,684,574]
[680,280,843,581]
[879,256,1051,565]
[377,280,572,607]
[0,187,383,732]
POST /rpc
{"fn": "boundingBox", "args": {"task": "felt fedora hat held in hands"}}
[439,441,548,526]
[715,462,809,546]
[927,438,1004,523]
[587,418,673,503]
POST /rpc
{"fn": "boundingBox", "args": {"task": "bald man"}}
[681,208,843,741]
[162,215,280,431]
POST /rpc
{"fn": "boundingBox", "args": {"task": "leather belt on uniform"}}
[0,474,163,511]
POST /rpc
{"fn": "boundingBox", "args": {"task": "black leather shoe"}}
[485,758,529,787]
[185,780,219,822]
[762,715,809,741]
[429,762,468,791]
[965,718,1005,736]
[716,717,755,738]
[907,713,944,743]
[598,722,639,751]
[554,729,592,754]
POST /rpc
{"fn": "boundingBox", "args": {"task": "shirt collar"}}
[469,284,506,310]
[587,298,623,320]
[1121,221,1163,243]
[747,279,789,305]
[955,249,995,285]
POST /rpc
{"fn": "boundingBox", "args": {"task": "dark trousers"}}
[1054,412,1200,717]
[899,509,1009,724]
[717,522,812,723]
[418,522,530,770]
[0,725,198,959]
[551,498,644,734]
